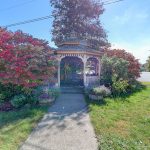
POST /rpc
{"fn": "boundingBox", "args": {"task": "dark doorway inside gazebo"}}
[60,56,84,87]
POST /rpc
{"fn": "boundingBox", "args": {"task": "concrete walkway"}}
[20,94,98,150]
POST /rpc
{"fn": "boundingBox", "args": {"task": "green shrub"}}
[11,95,27,108]
[27,96,39,105]
[0,84,14,103]
[22,87,41,106]
[48,88,60,98]
[32,87,43,98]
[0,94,6,104]
[91,86,111,97]
[100,56,129,87]
[22,88,40,105]
[0,83,42,107]
[128,80,145,93]
[100,55,142,96]
[0,83,27,104]
[112,76,129,96]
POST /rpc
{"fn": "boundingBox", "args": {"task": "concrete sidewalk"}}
[20,94,98,150]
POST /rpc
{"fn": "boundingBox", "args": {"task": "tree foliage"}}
[101,50,143,96]
[0,27,57,88]
[101,55,135,96]
[50,0,109,49]
[100,55,129,86]
[145,56,150,72]
[105,49,141,79]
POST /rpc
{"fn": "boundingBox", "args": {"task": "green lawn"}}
[0,106,48,150]
[87,83,150,150]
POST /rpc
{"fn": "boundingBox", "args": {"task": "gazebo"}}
[54,35,104,87]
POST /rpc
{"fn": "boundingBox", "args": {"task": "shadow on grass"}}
[1,94,89,135]
[111,83,147,100]
[85,95,107,106]
[0,105,48,129]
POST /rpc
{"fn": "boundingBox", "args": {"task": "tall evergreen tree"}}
[50,0,109,50]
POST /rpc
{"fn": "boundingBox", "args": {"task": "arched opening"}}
[60,56,84,87]
[86,57,99,76]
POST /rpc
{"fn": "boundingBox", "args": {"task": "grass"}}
[87,83,150,150]
[0,105,48,150]
[141,82,150,86]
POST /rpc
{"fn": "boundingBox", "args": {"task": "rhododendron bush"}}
[105,49,141,79]
[0,27,57,88]
[101,49,142,96]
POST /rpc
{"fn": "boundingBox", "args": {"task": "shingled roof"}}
[54,35,103,52]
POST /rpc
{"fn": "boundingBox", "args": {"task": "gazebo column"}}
[99,59,101,77]
[57,59,61,87]
[83,56,87,87]
[98,58,101,85]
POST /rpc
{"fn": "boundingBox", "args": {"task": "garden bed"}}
[0,85,60,112]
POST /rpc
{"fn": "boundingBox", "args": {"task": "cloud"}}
[136,13,149,19]
[113,7,149,25]
[111,39,150,64]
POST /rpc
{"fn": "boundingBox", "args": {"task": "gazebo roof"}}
[56,43,96,52]
[53,34,104,58]
[54,35,103,53]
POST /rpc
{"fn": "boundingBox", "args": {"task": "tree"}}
[105,49,141,80]
[50,0,109,49]
[0,28,57,88]
[140,64,146,72]
[145,56,150,72]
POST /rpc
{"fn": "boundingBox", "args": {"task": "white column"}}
[99,58,101,85]
[83,55,87,87]
[57,59,61,87]
[99,58,101,77]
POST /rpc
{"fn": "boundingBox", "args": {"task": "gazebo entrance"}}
[60,56,84,87]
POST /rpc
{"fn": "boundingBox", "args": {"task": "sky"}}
[0,0,150,64]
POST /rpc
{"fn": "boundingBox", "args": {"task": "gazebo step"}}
[60,87,84,94]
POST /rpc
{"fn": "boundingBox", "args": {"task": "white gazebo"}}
[54,36,104,87]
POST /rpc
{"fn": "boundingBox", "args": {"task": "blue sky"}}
[0,0,150,63]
